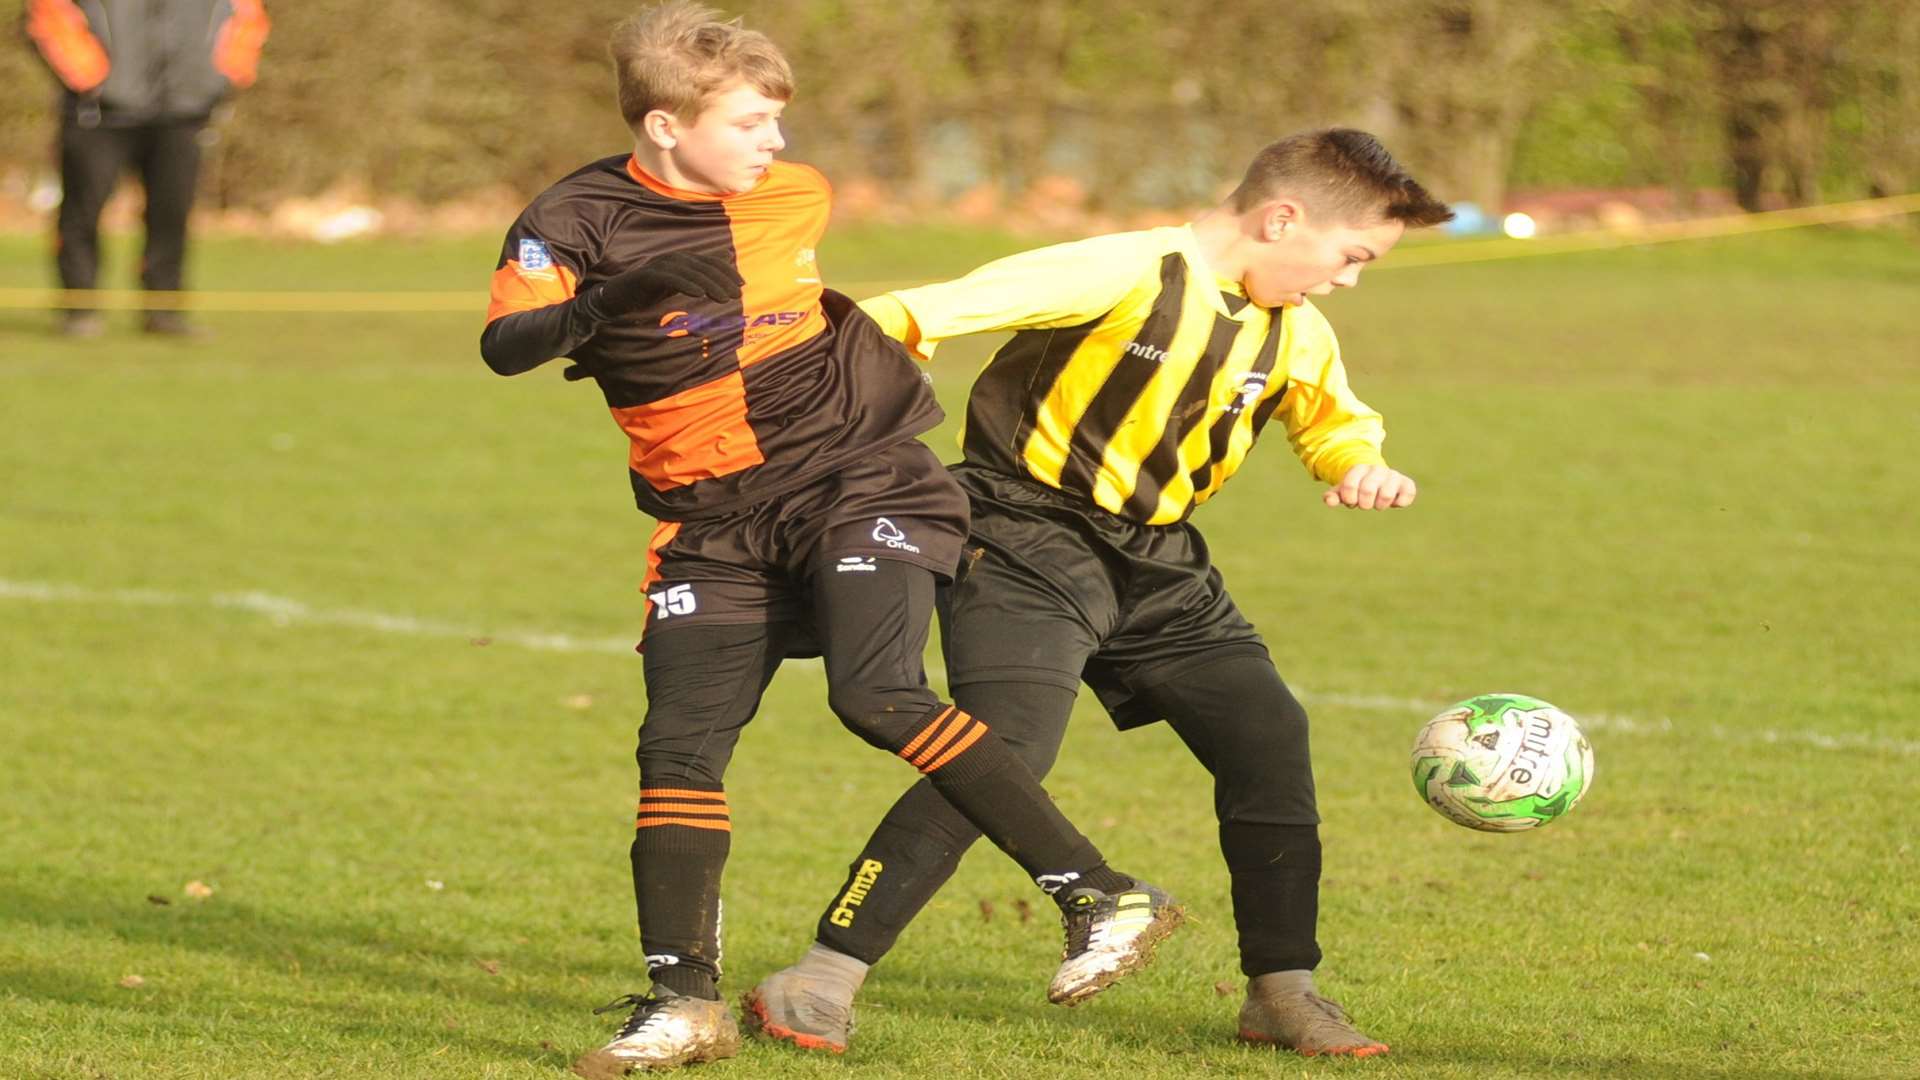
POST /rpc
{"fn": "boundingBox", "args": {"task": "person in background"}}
[24,0,270,337]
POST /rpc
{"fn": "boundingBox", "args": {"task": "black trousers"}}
[815,656,1326,975]
[812,467,1325,974]
[629,557,1104,991]
[56,118,205,305]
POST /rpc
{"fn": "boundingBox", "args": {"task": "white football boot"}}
[570,988,740,1076]
[1046,881,1184,1004]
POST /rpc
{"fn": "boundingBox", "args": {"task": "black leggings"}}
[815,652,1325,975]
[628,558,1107,991]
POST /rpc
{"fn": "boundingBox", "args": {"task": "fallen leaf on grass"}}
[1214,981,1237,996]
[184,881,214,900]
[562,694,594,710]
[478,960,502,975]
[146,894,171,906]
[119,975,145,989]
[978,899,995,921]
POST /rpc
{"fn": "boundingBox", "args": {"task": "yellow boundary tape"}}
[1381,191,1920,269]
[1,192,1913,313]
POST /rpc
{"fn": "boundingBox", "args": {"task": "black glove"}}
[593,251,743,316]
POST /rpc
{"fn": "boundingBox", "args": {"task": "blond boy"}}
[482,4,1181,1073]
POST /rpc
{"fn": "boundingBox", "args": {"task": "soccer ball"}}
[1410,693,1594,832]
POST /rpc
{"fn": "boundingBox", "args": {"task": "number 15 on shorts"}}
[649,583,697,618]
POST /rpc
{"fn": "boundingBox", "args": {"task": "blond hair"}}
[610,1,794,132]
[1230,129,1454,229]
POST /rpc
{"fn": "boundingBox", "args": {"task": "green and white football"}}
[1411,693,1594,832]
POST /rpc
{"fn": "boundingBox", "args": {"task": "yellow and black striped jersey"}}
[862,225,1388,525]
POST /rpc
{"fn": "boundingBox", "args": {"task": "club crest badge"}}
[517,238,554,275]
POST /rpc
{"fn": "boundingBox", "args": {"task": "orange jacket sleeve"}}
[212,0,271,88]
[24,0,109,93]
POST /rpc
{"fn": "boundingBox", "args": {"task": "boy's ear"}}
[1259,198,1305,242]
[641,109,679,150]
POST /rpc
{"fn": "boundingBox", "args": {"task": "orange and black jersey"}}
[483,155,941,522]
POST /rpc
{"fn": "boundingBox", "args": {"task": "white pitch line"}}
[0,578,636,656]
[5,577,1915,757]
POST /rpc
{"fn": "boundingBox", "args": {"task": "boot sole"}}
[570,1028,742,1076]
[1238,1030,1391,1058]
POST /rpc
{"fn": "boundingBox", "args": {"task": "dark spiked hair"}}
[1229,129,1454,228]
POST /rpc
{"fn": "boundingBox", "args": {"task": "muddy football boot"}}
[1046,881,1185,1005]
[1237,972,1389,1058]
[741,964,857,1053]
[570,988,741,1076]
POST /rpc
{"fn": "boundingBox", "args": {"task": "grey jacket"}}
[28,0,263,126]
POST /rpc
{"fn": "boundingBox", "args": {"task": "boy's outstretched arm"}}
[1279,307,1416,511]
[855,232,1153,360]
[480,252,740,376]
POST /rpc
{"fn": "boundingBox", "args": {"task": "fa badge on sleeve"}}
[517,238,554,276]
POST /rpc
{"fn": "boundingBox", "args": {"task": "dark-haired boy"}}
[747,128,1453,1060]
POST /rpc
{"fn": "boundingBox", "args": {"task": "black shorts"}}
[639,439,966,645]
[942,465,1269,730]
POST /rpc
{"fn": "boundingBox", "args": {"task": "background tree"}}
[3,0,1914,217]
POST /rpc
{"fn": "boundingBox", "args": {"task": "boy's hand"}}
[1323,463,1417,509]
[597,252,744,314]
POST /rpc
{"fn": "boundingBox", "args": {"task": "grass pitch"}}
[2,223,1917,1079]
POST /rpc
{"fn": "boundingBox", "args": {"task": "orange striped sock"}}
[635,786,731,833]
[896,706,990,775]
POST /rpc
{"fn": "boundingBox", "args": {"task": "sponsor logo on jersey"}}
[828,859,885,927]
[872,517,921,554]
[1124,340,1171,364]
[658,309,808,339]
[836,556,878,573]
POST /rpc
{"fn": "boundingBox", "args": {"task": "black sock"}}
[910,716,1107,882]
[649,962,719,1000]
[815,680,1086,962]
[630,785,730,1000]
[816,795,972,964]
[1063,862,1134,896]
[1221,821,1322,975]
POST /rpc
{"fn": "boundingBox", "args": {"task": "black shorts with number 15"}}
[636,438,966,650]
